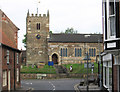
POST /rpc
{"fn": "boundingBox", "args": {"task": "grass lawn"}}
[21,63,98,74]
[63,62,98,74]
[21,65,56,74]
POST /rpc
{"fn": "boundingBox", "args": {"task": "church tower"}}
[26,10,49,66]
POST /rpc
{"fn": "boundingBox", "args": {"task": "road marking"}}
[49,81,56,91]
[26,82,33,85]
[26,83,29,84]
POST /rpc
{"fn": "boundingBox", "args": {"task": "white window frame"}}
[107,0,116,39]
[17,53,19,64]
[7,50,9,64]
[3,70,7,87]
[103,60,112,91]
[16,68,19,82]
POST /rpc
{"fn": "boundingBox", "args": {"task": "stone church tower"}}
[26,10,49,65]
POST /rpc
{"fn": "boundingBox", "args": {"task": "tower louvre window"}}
[37,23,40,30]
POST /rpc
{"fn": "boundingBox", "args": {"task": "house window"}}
[3,70,7,86]
[17,53,19,64]
[103,61,112,90]
[16,68,19,82]
[75,48,82,57]
[109,1,116,37]
[7,50,9,64]
[37,23,40,30]
[60,48,67,57]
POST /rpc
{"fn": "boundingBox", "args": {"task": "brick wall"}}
[2,45,21,90]
[113,65,118,92]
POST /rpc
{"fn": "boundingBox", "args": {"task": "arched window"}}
[78,48,79,57]
[63,48,65,57]
[61,48,62,56]
[75,48,76,57]
[92,48,94,57]
[66,48,67,57]
[80,48,82,57]
[94,48,96,57]
[89,48,91,56]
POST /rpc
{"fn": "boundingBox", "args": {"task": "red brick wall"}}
[113,65,118,92]
[2,46,21,90]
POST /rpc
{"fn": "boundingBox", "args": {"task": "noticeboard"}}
[48,61,54,66]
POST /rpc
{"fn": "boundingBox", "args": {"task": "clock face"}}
[36,34,41,39]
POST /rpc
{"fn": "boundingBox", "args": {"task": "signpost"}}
[83,51,91,92]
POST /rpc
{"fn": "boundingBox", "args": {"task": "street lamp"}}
[83,51,91,92]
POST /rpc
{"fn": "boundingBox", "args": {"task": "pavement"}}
[74,83,108,92]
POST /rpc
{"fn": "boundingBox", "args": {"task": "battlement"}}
[27,10,49,18]
[29,13,48,17]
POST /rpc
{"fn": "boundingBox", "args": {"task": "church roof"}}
[48,33,103,43]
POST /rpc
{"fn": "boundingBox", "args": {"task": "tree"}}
[49,30,52,34]
[65,27,77,34]
[22,34,27,48]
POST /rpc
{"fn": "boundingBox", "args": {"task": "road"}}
[21,78,83,92]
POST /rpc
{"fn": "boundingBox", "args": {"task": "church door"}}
[52,54,58,64]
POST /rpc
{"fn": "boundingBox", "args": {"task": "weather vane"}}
[37,0,40,15]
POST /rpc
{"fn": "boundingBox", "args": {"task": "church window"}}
[66,48,67,57]
[75,48,82,57]
[61,48,62,56]
[60,48,67,57]
[94,48,96,57]
[80,48,82,57]
[92,48,94,57]
[89,48,96,57]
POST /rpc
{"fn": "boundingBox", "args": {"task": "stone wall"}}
[48,42,103,65]
[21,73,98,79]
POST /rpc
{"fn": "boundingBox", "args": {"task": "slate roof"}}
[48,33,103,43]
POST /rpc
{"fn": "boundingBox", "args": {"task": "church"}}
[26,10,103,66]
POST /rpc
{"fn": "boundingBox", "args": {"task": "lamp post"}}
[83,51,91,92]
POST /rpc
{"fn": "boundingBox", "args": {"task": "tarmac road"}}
[21,78,83,92]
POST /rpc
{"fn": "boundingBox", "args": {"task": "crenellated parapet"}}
[27,10,49,18]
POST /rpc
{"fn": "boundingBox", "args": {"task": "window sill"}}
[103,84,108,89]
[3,85,7,87]
[104,38,120,42]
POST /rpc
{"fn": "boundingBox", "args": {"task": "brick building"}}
[0,9,21,91]
[26,10,103,66]
[102,0,120,92]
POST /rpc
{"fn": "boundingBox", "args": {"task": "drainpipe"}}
[14,51,16,90]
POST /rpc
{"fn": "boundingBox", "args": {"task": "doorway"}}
[52,54,58,64]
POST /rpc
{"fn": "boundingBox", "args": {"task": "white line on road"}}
[26,82,33,85]
[49,81,56,91]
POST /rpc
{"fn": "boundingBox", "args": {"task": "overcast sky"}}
[0,0,102,50]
